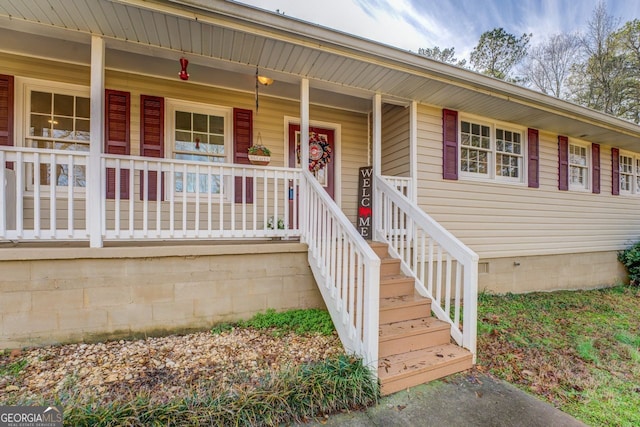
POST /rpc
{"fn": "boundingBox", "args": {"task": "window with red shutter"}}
[140,95,164,201]
[442,109,458,180]
[558,136,569,191]
[105,89,130,199]
[612,147,620,196]
[592,143,600,194]
[233,108,253,203]
[527,128,539,188]
[0,74,14,169]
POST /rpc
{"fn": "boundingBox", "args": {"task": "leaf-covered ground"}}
[476,285,640,427]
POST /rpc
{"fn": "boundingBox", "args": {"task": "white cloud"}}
[236,0,640,60]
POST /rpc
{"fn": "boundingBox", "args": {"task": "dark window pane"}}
[31,91,52,114]
[54,94,74,116]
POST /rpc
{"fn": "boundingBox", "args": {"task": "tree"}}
[469,28,531,80]
[613,19,640,123]
[568,2,630,118]
[418,46,467,67]
[524,33,581,98]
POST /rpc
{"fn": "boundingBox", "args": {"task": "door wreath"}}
[298,131,332,171]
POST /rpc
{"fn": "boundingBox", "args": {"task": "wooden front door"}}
[288,124,335,198]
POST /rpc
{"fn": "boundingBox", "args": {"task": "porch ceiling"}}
[1,0,639,148]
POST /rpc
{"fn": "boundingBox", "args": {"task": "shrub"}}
[618,241,640,286]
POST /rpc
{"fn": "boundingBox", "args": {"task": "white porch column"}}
[372,93,382,239]
[88,35,105,248]
[409,100,418,203]
[300,78,310,241]
[372,93,382,176]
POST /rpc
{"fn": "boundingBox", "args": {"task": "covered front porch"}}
[0,0,479,393]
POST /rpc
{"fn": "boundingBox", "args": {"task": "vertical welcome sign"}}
[357,166,373,239]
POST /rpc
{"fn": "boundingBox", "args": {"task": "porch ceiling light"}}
[257,75,274,86]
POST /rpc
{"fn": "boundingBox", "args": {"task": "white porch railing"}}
[375,176,479,359]
[301,171,381,368]
[0,146,301,242]
[381,175,412,200]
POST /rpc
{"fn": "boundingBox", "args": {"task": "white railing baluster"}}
[115,158,121,236]
[240,168,246,236]
[142,161,149,237]
[15,152,23,238]
[207,164,212,237]
[155,161,162,237]
[181,163,187,236]
[49,153,57,237]
[128,159,134,238]
[195,164,201,235]
[454,262,462,325]
[445,253,452,317]
[33,152,40,238]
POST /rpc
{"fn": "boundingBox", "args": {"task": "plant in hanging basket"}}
[248,144,271,165]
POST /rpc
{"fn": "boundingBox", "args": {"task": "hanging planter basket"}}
[248,140,271,165]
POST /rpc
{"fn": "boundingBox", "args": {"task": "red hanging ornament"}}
[179,57,189,80]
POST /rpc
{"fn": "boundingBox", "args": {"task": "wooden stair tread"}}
[380,274,413,283]
[379,317,449,341]
[380,292,431,309]
[378,343,472,381]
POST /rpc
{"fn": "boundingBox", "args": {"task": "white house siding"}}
[2,53,370,230]
[416,104,639,292]
[381,103,410,177]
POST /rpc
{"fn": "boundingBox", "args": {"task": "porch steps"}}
[372,241,472,396]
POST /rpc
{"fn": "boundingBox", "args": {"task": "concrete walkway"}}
[300,373,586,427]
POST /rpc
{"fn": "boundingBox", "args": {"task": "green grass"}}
[212,308,336,337]
[61,354,378,426]
[477,285,640,427]
[0,357,28,377]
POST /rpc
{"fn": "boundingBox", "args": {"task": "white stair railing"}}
[301,171,381,368]
[375,176,479,359]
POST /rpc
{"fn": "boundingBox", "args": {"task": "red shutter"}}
[558,135,569,191]
[105,89,130,199]
[140,95,164,201]
[612,147,620,196]
[592,143,600,194]
[527,128,539,188]
[442,109,458,180]
[0,74,14,169]
[233,108,253,203]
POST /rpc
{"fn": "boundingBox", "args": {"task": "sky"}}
[235,0,640,60]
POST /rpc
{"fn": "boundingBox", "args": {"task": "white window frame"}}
[458,114,526,184]
[165,99,232,199]
[568,141,590,192]
[619,151,640,195]
[17,78,91,195]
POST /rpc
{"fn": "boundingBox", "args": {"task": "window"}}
[569,142,589,190]
[25,83,90,188]
[460,118,524,183]
[619,152,640,194]
[167,101,231,194]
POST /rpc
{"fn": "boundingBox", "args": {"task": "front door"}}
[288,124,335,198]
